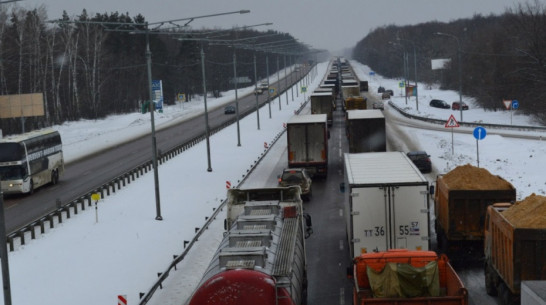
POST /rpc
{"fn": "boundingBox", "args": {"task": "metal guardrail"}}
[388,100,546,132]
[6,70,308,251]
[1,66,312,302]
[137,80,310,305]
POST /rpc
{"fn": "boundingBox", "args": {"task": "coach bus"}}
[0,129,64,194]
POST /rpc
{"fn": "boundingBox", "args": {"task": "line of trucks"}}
[432,164,546,305]
[186,58,545,305]
[342,151,469,305]
[294,60,386,180]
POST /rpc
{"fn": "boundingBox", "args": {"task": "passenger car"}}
[429,99,450,109]
[254,81,269,95]
[381,92,391,99]
[224,105,236,114]
[385,89,394,96]
[452,101,469,110]
[278,168,312,200]
[377,86,385,93]
[406,151,432,173]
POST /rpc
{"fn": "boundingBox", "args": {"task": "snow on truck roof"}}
[344,152,428,185]
[311,92,333,97]
[287,114,327,124]
[347,109,384,120]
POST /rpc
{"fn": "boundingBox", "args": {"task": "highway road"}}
[3,67,310,234]
[4,60,511,305]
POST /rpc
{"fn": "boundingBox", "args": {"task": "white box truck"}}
[310,92,335,126]
[287,114,329,177]
[343,152,430,258]
[346,110,386,153]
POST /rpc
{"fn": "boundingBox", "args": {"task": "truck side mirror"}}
[339,182,346,193]
[327,130,331,139]
[429,185,435,196]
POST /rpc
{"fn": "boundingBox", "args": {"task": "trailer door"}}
[390,185,430,251]
[350,187,388,257]
[307,123,326,163]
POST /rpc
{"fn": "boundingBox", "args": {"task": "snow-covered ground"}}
[1,60,545,305]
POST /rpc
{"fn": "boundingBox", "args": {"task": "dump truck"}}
[344,96,368,111]
[341,84,360,100]
[286,114,329,177]
[351,249,468,305]
[434,164,516,257]
[343,152,430,258]
[484,194,546,305]
[346,110,386,153]
[310,92,335,126]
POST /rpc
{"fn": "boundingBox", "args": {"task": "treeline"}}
[352,1,546,124]
[0,5,308,135]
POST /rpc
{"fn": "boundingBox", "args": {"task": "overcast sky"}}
[20,0,525,52]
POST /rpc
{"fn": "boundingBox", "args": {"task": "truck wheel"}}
[499,283,516,305]
[436,229,448,254]
[51,170,59,185]
[501,285,517,305]
[484,263,498,296]
[28,180,34,195]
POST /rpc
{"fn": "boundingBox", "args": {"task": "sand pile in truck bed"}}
[502,193,546,228]
[442,164,513,190]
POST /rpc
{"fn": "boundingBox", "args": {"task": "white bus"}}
[0,129,64,194]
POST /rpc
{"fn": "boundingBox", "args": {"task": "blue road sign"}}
[512,100,519,109]
[473,126,487,140]
[369,71,375,76]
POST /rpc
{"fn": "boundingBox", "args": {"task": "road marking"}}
[339,239,344,250]
[339,208,343,217]
[340,288,345,305]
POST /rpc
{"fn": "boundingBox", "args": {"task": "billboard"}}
[431,58,451,70]
[0,93,44,118]
[152,80,163,110]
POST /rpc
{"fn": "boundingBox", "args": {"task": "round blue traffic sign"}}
[512,100,519,109]
[473,126,487,140]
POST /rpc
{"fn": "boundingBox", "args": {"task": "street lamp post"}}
[389,41,409,104]
[266,55,272,118]
[200,44,213,172]
[436,32,463,122]
[398,38,419,110]
[277,56,281,111]
[253,53,261,130]
[284,54,288,105]
[233,50,241,146]
[145,26,163,220]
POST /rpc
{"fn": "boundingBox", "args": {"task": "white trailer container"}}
[287,114,328,177]
[521,281,546,305]
[346,110,386,153]
[310,92,335,126]
[343,152,430,258]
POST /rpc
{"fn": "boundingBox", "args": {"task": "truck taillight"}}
[283,206,297,218]
[289,151,294,161]
[321,150,326,160]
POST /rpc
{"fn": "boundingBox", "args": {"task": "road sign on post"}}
[503,99,512,110]
[473,126,487,167]
[445,114,459,154]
